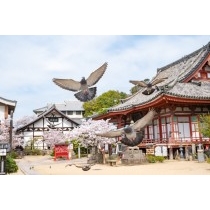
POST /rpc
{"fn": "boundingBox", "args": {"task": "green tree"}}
[83,90,128,117]
[199,114,210,137]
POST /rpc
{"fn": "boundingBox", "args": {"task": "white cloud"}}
[1,35,210,120]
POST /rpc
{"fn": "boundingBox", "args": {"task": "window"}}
[67,111,73,115]
[76,111,81,115]
[177,116,190,141]
[191,116,199,138]
[48,117,58,122]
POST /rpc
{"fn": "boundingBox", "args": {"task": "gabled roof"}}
[33,100,84,114]
[107,41,210,112]
[16,105,79,132]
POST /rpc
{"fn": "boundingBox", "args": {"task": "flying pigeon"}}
[65,163,95,171]
[53,62,108,102]
[129,77,168,95]
[95,108,156,146]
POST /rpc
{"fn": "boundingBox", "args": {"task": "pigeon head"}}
[80,77,86,85]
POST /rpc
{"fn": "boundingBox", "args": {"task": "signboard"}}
[0,149,7,156]
[146,148,155,155]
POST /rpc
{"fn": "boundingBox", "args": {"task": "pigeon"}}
[129,77,168,95]
[65,163,95,171]
[53,62,108,102]
[95,108,156,146]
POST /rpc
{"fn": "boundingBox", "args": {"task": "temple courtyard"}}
[13,155,210,175]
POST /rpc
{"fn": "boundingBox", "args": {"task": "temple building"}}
[93,41,210,159]
[33,100,84,124]
[0,96,17,121]
[16,104,80,149]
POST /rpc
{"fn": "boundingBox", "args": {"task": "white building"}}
[0,96,17,121]
[33,100,84,124]
[16,104,80,148]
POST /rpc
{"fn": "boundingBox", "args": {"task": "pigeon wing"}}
[129,80,148,87]
[132,108,156,131]
[151,77,168,86]
[86,62,108,86]
[96,129,124,138]
[52,78,81,92]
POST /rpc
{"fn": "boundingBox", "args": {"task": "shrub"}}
[5,155,18,174]
[146,155,156,163]
[155,156,165,163]
[206,157,210,164]
[146,155,165,163]
[9,150,19,159]
[204,149,210,158]
[24,148,42,155]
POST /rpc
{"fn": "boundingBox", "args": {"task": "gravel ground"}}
[13,155,210,175]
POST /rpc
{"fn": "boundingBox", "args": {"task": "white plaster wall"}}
[0,105,5,120]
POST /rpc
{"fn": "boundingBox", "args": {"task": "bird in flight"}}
[65,163,95,171]
[129,77,168,95]
[95,108,156,146]
[53,62,108,102]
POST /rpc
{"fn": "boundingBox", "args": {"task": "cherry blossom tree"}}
[65,118,118,163]
[14,115,37,129]
[42,128,66,149]
[0,120,10,144]
[65,118,117,147]
[0,119,25,149]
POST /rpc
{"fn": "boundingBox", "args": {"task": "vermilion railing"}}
[141,137,210,145]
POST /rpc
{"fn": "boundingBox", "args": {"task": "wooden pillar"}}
[169,104,176,143]
[4,105,9,119]
[155,108,162,142]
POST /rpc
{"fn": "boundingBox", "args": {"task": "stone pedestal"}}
[197,149,205,162]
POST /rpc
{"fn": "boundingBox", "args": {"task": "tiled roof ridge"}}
[17,105,79,131]
[0,96,17,104]
[157,41,210,73]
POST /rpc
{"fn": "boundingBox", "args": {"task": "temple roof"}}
[0,96,17,107]
[108,41,210,112]
[16,105,79,132]
[33,100,84,114]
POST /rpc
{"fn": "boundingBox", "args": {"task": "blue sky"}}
[1,35,210,120]
[0,1,209,122]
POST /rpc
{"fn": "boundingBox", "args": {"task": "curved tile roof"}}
[108,42,210,112]
[167,81,210,99]
[0,96,17,107]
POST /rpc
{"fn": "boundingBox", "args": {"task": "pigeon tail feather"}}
[74,87,97,102]
[120,130,144,146]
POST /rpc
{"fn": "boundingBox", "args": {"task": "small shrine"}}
[54,143,69,161]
